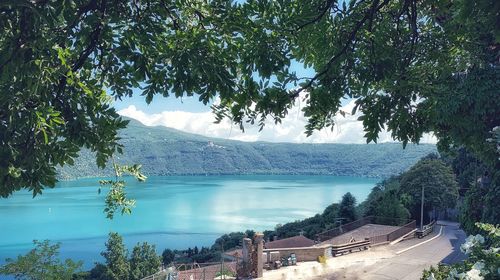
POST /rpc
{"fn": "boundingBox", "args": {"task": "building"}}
[264,235,315,249]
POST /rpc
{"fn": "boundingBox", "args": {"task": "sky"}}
[113,62,437,144]
[115,95,436,144]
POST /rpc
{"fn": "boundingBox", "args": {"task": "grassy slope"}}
[58,118,437,179]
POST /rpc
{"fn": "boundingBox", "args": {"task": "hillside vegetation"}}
[58,118,436,180]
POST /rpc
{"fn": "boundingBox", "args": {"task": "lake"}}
[0,175,378,269]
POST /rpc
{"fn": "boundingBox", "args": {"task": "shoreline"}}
[57,172,387,182]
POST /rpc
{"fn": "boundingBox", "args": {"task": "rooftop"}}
[265,235,316,249]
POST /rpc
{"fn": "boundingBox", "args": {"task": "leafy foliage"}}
[461,182,500,235]
[272,214,326,240]
[0,240,82,280]
[358,175,410,222]
[129,242,161,280]
[161,249,175,266]
[0,0,291,198]
[441,147,500,235]
[87,234,163,280]
[2,0,497,200]
[211,230,255,251]
[370,190,410,221]
[399,158,459,224]
[339,192,357,223]
[101,232,130,280]
[99,162,146,219]
[421,223,500,280]
[87,263,108,280]
[212,0,499,167]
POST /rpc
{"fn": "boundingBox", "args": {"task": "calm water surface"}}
[0,175,377,269]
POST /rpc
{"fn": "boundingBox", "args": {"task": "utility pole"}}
[420,185,425,230]
[220,242,224,280]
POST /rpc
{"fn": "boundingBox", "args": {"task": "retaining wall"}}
[263,245,332,262]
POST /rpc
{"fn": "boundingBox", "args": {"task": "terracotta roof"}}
[264,235,315,249]
[223,248,243,259]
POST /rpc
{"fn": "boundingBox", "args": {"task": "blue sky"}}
[114,60,317,114]
[113,59,435,144]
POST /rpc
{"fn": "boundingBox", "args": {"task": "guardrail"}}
[388,220,417,241]
[140,270,167,280]
[330,240,370,256]
[317,217,372,241]
[368,220,417,245]
[316,216,415,242]
[416,220,436,239]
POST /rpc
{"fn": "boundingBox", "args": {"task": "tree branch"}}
[295,0,336,31]
[65,0,98,32]
[161,1,180,30]
[290,0,390,99]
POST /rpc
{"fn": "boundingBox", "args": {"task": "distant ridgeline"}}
[57,118,436,180]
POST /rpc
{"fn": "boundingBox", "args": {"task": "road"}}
[262,221,467,280]
[336,221,466,280]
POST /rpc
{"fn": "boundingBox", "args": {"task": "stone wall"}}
[263,245,332,262]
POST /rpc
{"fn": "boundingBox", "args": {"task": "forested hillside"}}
[58,118,436,179]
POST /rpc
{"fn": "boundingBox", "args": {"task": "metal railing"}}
[174,261,237,280]
[330,239,371,257]
[317,216,414,242]
[140,270,168,280]
[317,216,372,241]
[368,220,417,245]
[417,220,436,238]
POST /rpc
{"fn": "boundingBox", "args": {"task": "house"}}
[264,235,315,249]
[222,248,243,261]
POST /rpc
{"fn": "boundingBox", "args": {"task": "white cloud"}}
[117,99,437,144]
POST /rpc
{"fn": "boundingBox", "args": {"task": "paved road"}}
[262,221,467,280]
[326,221,467,280]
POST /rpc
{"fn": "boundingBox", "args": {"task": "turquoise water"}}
[0,175,377,269]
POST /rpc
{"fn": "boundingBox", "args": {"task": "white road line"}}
[395,225,443,255]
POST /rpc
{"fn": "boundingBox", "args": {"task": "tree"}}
[245,229,256,239]
[358,176,401,217]
[87,263,108,280]
[322,202,340,227]
[129,242,161,280]
[339,192,357,223]
[0,240,82,280]
[2,0,498,201]
[210,0,498,168]
[460,182,500,235]
[212,232,245,251]
[372,190,410,221]
[441,147,488,193]
[0,0,290,198]
[101,232,129,280]
[400,159,459,224]
[161,249,175,266]
[440,147,499,234]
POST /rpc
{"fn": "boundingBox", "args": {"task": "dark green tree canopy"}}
[0,240,82,280]
[129,242,161,280]
[339,192,357,222]
[399,158,459,212]
[1,0,498,197]
[0,0,290,197]
[161,249,175,266]
[101,232,130,280]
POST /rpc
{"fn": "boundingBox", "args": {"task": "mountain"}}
[57,118,437,179]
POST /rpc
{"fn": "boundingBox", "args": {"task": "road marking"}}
[395,225,443,255]
[390,229,417,245]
